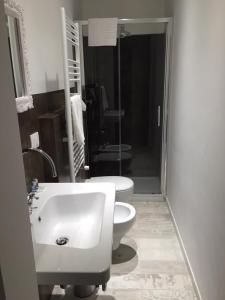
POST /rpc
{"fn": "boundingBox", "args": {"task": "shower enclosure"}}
[80,19,172,195]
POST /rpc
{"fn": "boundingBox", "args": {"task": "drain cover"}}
[56,237,69,246]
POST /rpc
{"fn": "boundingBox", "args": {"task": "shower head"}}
[119,24,131,38]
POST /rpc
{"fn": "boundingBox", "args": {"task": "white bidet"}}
[113,202,136,250]
[86,176,136,250]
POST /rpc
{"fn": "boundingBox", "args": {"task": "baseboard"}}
[165,197,202,300]
[132,194,164,202]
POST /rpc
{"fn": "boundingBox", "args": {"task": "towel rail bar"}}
[66,31,79,40]
[67,58,80,64]
[66,37,79,47]
[66,31,78,40]
[69,72,80,76]
[68,66,80,70]
[66,23,79,33]
[69,78,80,82]
[66,17,78,29]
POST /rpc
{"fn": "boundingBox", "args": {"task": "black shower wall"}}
[83,37,118,110]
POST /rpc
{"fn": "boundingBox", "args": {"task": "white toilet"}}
[86,176,136,250]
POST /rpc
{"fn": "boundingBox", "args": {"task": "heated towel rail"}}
[61,7,85,181]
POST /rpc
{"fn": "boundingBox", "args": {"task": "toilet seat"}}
[86,176,133,192]
[86,176,134,202]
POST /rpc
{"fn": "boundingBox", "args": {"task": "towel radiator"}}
[61,7,85,182]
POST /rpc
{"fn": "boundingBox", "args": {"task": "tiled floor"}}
[51,201,198,300]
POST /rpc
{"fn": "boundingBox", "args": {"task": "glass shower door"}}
[82,22,167,194]
[118,23,166,194]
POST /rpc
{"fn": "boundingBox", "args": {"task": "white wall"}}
[0,0,39,298]
[167,1,225,299]
[78,0,171,19]
[16,0,80,94]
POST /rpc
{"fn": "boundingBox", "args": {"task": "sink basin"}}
[33,193,105,249]
[30,183,115,286]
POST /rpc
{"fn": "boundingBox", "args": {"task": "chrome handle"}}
[157,106,161,127]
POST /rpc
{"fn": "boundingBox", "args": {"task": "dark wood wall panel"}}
[39,112,64,181]
[17,90,65,191]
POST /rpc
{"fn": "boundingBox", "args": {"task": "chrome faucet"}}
[27,191,38,214]
[22,148,57,178]
[23,148,57,214]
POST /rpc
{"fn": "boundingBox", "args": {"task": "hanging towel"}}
[16,95,34,113]
[71,93,87,112]
[88,18,118,47]
[71,94,85,145]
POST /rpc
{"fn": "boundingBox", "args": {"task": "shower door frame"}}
[78,17,173,198]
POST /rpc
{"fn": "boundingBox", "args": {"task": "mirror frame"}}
[4,0,31,96]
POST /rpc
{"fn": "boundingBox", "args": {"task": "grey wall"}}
[167,0,225,299]
[78,0,171,19]
[0,0,39,299]
[164,0,173,16]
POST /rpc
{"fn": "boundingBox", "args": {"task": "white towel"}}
[88,18,118,47]
[16,95,34,113]
[71,95,85,145]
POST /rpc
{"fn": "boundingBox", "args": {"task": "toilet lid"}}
[86,176,134,191]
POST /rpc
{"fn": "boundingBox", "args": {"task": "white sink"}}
[33,192,105,249]
[30,183,115,286]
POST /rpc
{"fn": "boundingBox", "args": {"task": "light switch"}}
[30,132,40,149]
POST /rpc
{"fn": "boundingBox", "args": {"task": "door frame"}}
[78,17,173,198]
[0,0,39,299]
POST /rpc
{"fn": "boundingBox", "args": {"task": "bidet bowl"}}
[113,202,136,250]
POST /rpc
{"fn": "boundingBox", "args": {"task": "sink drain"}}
[56,237,69,246]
